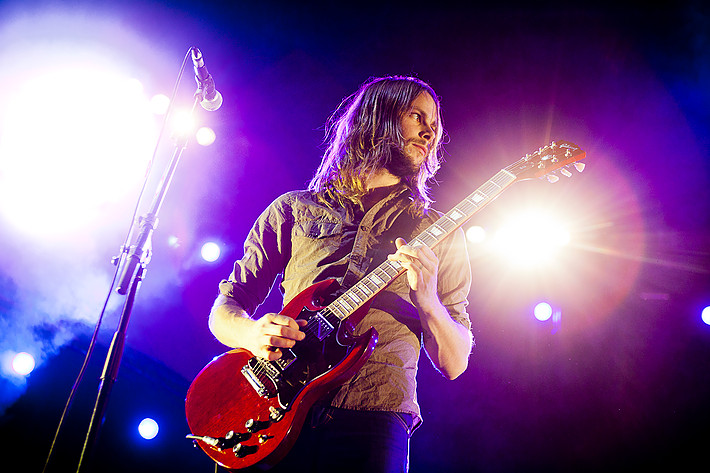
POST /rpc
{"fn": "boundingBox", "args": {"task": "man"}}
[209,76,473,472]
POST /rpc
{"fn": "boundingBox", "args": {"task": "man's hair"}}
[308,76,445,215]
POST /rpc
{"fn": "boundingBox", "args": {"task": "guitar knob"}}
[233,443,259,458]
[245,418,271,433]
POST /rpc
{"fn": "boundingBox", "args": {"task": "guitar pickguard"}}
[244,306,351,410]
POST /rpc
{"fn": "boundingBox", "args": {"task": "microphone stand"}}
[76,94,201,473]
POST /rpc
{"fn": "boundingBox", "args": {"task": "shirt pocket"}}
[293,219,343,240]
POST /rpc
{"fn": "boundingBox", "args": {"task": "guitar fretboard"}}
[326,168,518,322]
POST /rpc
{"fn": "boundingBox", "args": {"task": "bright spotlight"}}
[195,126,216,146]
[534,302,553,322]
[702,306,710,326]
[11,352,36,376]
[0,54,158,238]
[492,211,570,268]
[465,225,486,244]
[150,94,170,115]
[167,235,180,248]
[125,78,144,95]
[200,242,221,262]
[138,418,159,440]
[171,109,196,136]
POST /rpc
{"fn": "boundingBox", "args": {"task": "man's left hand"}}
[388,237,440,313]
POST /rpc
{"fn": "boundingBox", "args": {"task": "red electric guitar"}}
[185,141,586,469]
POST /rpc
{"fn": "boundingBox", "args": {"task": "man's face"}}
[390,92,438,177]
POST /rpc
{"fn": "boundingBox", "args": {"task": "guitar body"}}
[185,279,378,470]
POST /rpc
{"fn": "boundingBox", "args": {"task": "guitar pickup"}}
[311,311,335,341]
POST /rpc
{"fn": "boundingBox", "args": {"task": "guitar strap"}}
[312,202,419,418]
[340,200,420,292]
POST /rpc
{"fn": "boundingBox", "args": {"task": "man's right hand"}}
[247,313,307,361]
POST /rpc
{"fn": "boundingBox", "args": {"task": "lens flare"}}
[200,241,221,262]
[11,352,36,376]
[138,418,159,440]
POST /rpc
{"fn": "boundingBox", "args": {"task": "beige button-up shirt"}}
[219,187,471,426]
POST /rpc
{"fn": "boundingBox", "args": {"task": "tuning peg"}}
[573,162,586,172]
[560,168,573,178]
[546,174,560,183]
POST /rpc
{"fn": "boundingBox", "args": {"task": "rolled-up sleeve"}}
[435,226,472,332]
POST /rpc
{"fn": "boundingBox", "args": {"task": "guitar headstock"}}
[507,141,586,183]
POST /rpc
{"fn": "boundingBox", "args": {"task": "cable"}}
[41,47,193,473]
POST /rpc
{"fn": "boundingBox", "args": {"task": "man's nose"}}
[420,123,433,141]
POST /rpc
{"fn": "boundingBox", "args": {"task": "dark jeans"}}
[238,405,415,473]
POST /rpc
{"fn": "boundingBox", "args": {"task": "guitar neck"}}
[326,168,518,322]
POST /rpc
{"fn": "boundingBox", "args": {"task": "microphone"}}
[190,47,223,111]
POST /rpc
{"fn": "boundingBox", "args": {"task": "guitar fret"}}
[382,262,401,277]
[418,232,437,247]
[348,286,366,305]
[428,224,444,237]
[341,297,355,311]
[449,209,464,221]
[471,192,486,204]
[480,183,499,195]
[441,214,459,227]
[353,284,370,299]
[330,303,347,319]
[456,202,477,216]
[370,273,384,285]
[348,292,363,306]
[375,267,390,280]
[321,307,339,325]
[352,282,368,296]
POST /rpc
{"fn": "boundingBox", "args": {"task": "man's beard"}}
[385,145,421,179]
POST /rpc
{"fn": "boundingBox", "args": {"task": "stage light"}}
[138,418,159,440]
[167,235,180,248]
[534,302,553,322]
[171,110,196,136]
[150,93,171,115]
[11,352,36,376]
[0,52,158,238]
[200,241,221,262]
[492,211,570,268]
[702,306,710,326]
[195,126,217,146]
[465,225,487,244]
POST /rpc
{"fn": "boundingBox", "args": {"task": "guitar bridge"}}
[241,363,269,397]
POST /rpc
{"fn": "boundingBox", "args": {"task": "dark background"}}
[0,1,709,472]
